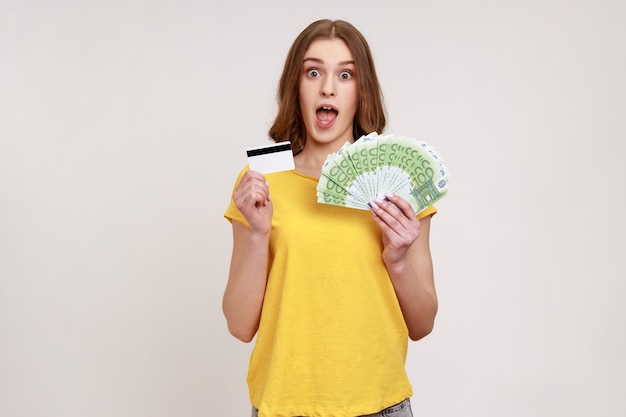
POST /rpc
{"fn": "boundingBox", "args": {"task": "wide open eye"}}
[339,71,353,80]
[306,68,321,78]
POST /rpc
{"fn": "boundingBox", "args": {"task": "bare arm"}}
[222,170,272,342]
[370,194,438,341]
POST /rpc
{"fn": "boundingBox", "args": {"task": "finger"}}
[370,197,420,242]
[245,168,265,178]
[235,180,270,209]
[371,209,408,247]
[370,199,406,234]
[383,193,415,219]
[371,197,410,228]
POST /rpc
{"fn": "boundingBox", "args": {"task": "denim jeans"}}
[251,398,413,417]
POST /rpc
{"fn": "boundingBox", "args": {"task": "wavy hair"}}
[268,19,387,155]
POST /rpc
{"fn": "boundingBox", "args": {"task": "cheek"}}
[346,83,358,103]
[347,86,359,113]
[298,83,314,108]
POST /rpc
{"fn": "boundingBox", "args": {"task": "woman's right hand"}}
[225,170,272,342]
[233,169,273,234]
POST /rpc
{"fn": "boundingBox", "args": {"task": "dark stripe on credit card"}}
[246,142,292,157]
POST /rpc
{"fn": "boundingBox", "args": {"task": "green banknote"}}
[316,133,450,213]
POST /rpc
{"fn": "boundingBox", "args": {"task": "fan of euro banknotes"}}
[316,132,450,214]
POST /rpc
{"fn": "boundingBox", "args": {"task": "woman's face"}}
[299,38,358,148]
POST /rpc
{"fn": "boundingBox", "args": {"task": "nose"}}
[320,77,336,97]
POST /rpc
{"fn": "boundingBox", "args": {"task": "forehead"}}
[303,38,354,63]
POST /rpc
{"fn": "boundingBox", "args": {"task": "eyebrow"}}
[302,57,355,66]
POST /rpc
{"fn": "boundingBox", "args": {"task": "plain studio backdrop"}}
[1,1,625,416]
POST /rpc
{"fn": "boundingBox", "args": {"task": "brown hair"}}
[268,19,387,155]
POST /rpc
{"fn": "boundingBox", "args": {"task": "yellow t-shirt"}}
[224,167,436,417]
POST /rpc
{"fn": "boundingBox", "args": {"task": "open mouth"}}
[316,105,338,126]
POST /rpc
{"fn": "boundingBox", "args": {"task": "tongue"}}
[316,109,337,122]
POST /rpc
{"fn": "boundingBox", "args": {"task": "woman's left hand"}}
[370,193,421,265]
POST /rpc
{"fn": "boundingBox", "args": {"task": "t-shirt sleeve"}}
[417,205,437,219]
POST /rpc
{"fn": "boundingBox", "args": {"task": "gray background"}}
[1,1,625,416]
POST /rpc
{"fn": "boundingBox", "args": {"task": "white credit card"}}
[246,141,295,174]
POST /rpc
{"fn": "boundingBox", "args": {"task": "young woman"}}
[223,19,438,417]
